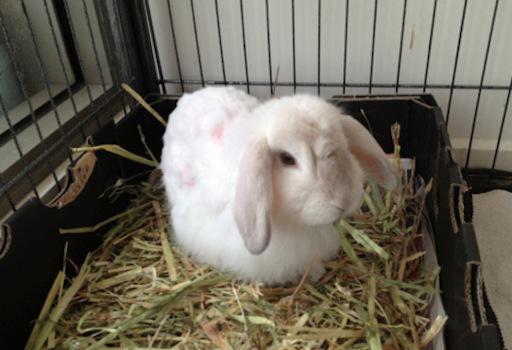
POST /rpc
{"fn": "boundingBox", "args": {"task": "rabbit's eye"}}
[279,152,296,166]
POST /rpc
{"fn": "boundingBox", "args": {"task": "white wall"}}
[148,0,512,170]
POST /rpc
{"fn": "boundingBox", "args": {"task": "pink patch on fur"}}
[178,163,196,189]
[211,122,225,144]
[183,178,196,188]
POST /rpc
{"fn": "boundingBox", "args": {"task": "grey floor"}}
[473,190,512,349]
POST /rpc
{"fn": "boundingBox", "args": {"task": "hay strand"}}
[72,145,159,168]
[121,83,167,127]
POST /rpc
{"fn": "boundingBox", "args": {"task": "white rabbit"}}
[161,86,397,285]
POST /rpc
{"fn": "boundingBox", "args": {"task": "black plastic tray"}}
[0,94,503,349]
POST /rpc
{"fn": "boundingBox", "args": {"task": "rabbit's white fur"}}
[161,86,396,285]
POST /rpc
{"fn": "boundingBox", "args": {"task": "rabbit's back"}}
[162,86,258,204]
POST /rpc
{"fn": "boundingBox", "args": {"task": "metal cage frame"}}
[0,0,511,218]
[0,0,156,218]
[135,0,512,189]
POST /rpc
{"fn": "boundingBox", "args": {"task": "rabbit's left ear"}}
[234,137,272,254]
[340,115,398,191]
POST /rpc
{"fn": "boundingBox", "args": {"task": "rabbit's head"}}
[234,95,397,255]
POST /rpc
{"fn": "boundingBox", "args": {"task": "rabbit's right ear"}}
[234,138,272,255]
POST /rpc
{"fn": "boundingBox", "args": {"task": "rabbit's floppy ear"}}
[234,137,272,254]
[340,115,398,191]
